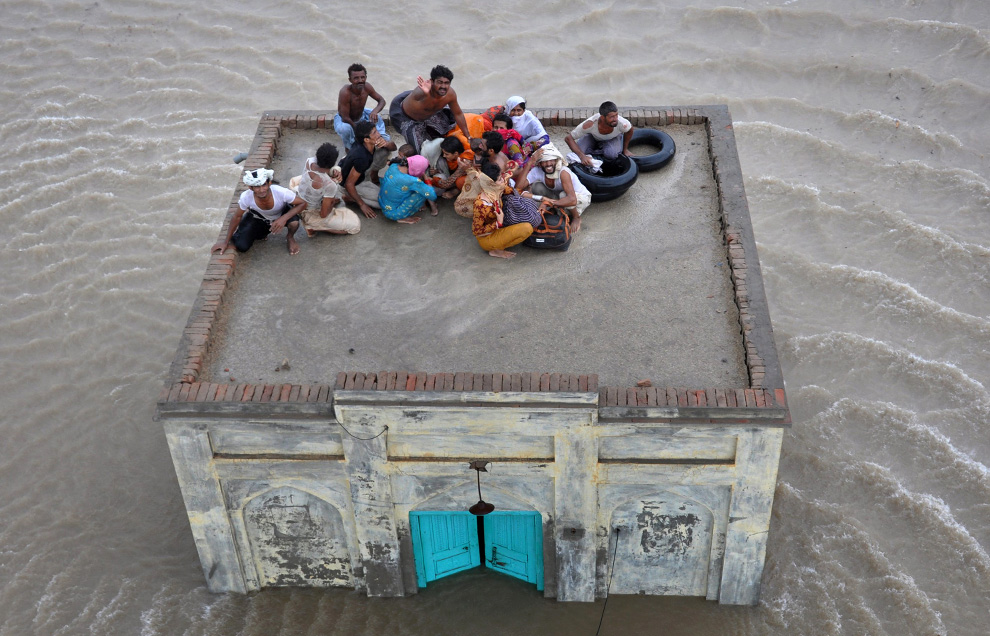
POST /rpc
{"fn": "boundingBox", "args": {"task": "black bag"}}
[524,205,572,251]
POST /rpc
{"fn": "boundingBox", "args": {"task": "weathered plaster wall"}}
[163,392,785,605]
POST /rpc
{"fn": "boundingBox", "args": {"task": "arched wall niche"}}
[241,485,354,588]
[605,490,719,596]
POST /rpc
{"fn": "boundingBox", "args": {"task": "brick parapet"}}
[333,371,599,392]
[157,372,601,406]
[596,385,789,425]
[701,105,784,392]
[596,385,786,409]
[156,377,788,425]
[527,106,707,128]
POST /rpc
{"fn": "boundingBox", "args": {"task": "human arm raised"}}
[373,133,397,153]
[513,147,545,192]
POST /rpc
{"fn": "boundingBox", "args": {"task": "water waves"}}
[767,395,990,632]
[0,0,989,633]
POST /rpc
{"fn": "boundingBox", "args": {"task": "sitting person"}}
[423,136,470,199]
[454,156,485,219]
[564,100,634,166]
[500,181,544,231]
[339,121,385,218]
[491,113,525,165]
[334,63,391,153]
[405,155,440,216]
[388,65,471,153]
[443,110,487,160]
[290,142,361,237]
[212,168,306,255]
[337,74,397,187]
[378,156,438,224]
[516,143,591,233]
[506,96,550,155]
[479,131,511,172]
[471,162,534,259]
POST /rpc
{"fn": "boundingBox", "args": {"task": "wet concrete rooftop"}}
[205,124,747,388]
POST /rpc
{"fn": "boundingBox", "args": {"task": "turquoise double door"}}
[410,511,544,591]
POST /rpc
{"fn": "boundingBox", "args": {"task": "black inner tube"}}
[627,129,676,172]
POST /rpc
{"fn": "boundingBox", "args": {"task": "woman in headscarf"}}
[471,162,534,259]
[506,96,550,156]
[516,142,592,233]
[377,155,438,224]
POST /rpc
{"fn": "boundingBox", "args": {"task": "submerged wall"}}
[162,378,788,604]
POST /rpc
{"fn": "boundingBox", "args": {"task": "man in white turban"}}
[516,143,592,233]
[211,168,307,255]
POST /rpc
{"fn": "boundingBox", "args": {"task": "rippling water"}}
[1,1,987,634]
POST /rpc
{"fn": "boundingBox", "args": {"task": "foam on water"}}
[764,482,949,636]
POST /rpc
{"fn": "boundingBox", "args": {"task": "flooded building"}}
[157,105,790,605]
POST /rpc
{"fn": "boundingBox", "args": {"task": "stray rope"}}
[595,527,620,636]
[336,423,388,441]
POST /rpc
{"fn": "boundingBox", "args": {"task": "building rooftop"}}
[205,123,743,389]
[160,106,785,416]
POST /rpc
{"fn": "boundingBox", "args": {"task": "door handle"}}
[489,546,506,567]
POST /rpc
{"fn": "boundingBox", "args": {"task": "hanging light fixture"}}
[468,460,495,516]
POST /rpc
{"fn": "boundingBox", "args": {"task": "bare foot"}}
[488,249,516,259]
[305,228,316,238]
[287,234,300,255]
[429,201,439,216]
[397,216,422,224]
[570,215,582,233]
[441,190,457,199]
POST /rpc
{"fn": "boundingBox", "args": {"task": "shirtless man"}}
[388,65,471,152]
[469,131,509,174]
[334,63,391,152]
[564,101,635,166]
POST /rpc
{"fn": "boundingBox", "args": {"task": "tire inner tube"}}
[628,128,676,172]
[569,154,639,203]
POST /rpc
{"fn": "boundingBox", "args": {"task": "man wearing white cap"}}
[516,143,592,233]
[211,168,307,255]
